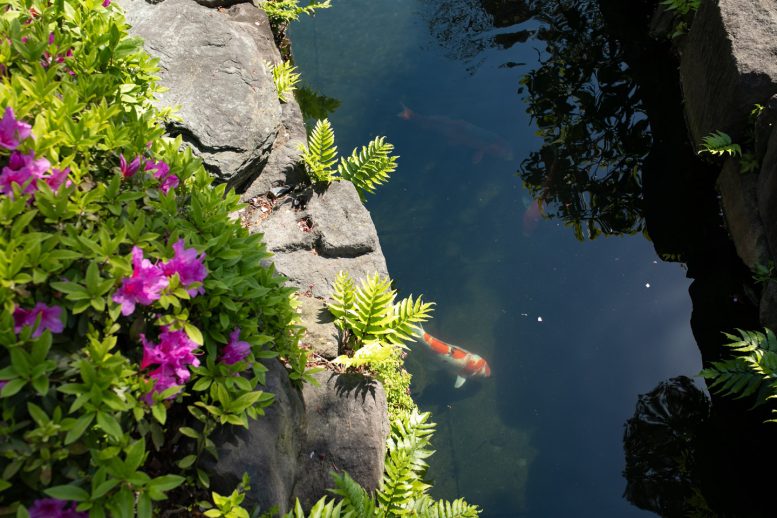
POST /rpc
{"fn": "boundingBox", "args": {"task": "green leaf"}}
[151,403,166,425]
[66,413,95,445]
[44,484,90,502]
[96,411,123,441]
[184,322,204,345]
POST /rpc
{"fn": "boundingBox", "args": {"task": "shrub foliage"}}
[0,0,306,514]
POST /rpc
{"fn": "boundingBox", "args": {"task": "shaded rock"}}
[119,0,282,188]
[759,126,777,263]
[193,0,250,7]
[207,359,305,515]
[292,371,389,510]
[680,0,777,144]
[717,158,770,270]
[307,182,381,258]
[297,295,339,360]
[760,280,777,332]
[241,99,309,200]
[754,94,777,161]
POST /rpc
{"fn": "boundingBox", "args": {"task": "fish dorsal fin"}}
[454,375,467,389]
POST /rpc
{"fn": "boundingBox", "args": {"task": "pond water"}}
[291,1,704,516]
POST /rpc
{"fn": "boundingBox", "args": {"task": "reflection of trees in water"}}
[623,376,712,517]
[518,0,648,239]
[422,0,532,67]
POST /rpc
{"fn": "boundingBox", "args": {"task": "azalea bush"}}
[0,0,306,515]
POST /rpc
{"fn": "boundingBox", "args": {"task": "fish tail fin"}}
[398,102,414,120]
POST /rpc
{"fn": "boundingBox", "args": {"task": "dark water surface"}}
[291,1,702,516]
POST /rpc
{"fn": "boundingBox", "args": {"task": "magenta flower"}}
[29,498,87,518]
[221,328,251,365]
[119,154,141,178]
[0,107,32,150]
[112,247,168,316]
[141,327,200,402]
[161,239,207,296]
[0,150,51,197]
[45,167,71,191]
[48,32,55,45]
[102,0,111,6]
[145,160,179,194]
[13,303,64,338]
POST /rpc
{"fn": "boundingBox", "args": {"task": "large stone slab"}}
[208,359,306,515]
[118,0,282,188]
[680,0,777,144]
[758,125,777,264]
[717,158,770,270]
[291,371,389,510]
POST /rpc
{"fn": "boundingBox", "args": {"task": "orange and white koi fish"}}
[398,104,514,164]
[414,326,491,388]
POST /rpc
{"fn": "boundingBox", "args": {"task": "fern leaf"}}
[301,119,338,183]
[698,130,741,157]
[283,496,344,518]
[332,342,394,369]
[270,60,301,103]
[329,271,356,328]
[348,274,396,343]
[389,296,435,346]
[412,496,481,517]
[329,472,378,517]
[336,137,398,202]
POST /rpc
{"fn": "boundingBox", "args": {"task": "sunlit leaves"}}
[698,130,741,157]
[269,60,301,103]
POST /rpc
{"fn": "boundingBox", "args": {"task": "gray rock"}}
[307,182,381,258]
[208,359,305,516]
[119,0,282,188]
[680,0,777,144]
[292,371,389,510]
[297,295,339,360]
[242,99,309,200]
[253,201,317,253]
[717,158,770,270]
[759,125,777,262]
[193,0,250,7]
[272,249,388,299]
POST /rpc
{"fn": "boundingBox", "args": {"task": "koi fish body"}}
[398,104,513,164]
[414,326,491,388]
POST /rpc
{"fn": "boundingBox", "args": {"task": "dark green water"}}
[291,1,702,516]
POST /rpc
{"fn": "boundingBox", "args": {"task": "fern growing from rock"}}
[700,328,777,419]
[300,118,398,201]
[269,60,301,103]
[284,411,481,517]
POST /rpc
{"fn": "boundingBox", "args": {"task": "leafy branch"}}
[268,60,301,103]
[698,130,741,157]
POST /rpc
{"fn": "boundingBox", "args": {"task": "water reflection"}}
[518,0,648,240]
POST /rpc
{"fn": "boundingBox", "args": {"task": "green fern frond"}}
[329,472,379,517]
[301,118,338,183]
[261,0,332,25]
[377,411,436,514]
[698,130,741,157]
[329,270,356,329]
[660,0,700,15]
[388,295,435,346]
[337,137,398,202]
[349,274,396,343]
[411,496,481,517]
[270,60,301,103]
[332,341,394,369]
[284,496,344,518]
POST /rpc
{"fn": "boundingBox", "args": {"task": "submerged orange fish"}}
[415,326,491,388]
[398,104,514,164]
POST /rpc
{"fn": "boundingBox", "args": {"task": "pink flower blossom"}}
[144,160,179,194]
[112,247,168,316]
[103,0,111,6]
[119,154,141,178]
[45,167,71,191]
[141,327,200,402]
[0,107,32,150]
[220,328,251,365]
[29,498,87,518]
[48,32,55,45]
[13,303,64,338]
[161,239,207,296]
[0,150,50,197]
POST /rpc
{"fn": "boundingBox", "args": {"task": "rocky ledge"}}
[674,0,777,329]
[117,0,390,513]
